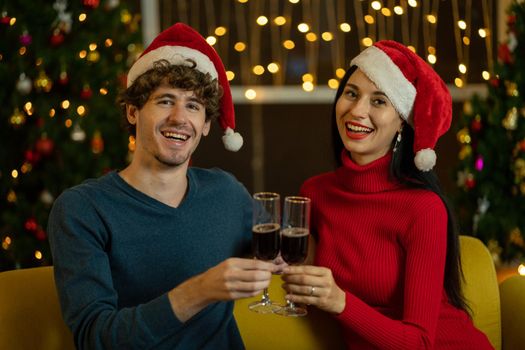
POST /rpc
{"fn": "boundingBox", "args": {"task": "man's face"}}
[127,85,210,168]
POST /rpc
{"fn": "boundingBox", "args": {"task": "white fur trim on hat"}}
[222,127,243,152]
[350,46,416,123]
[414,148,436,172]
[127,46,218,87]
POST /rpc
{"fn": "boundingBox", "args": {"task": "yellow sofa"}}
[1,236,524,349]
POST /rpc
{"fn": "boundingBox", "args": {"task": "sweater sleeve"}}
[335,197,448,350]
[48,189,183,350]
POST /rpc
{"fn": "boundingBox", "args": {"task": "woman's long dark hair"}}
[331,66,469,313]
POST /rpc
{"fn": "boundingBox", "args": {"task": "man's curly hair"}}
[118,59,223,136]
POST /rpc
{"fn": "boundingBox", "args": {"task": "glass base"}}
[275,304,307,317]
[248,300,282,314]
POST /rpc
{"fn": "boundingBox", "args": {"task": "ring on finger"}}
[309,286,316,296]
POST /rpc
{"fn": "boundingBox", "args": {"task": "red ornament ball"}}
[80,86,93,100]
[520,140,525,152]
[50,30,65,46]
[471,119,482,132]
[24,218,38,232]
[36,136,55,156]
[34,228,47,241]
[24,149,41,164]
[0,15,11,25]
[83,0,100,9]
[465,177,476,189]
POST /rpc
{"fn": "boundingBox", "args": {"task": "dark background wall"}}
[192,101,463,197]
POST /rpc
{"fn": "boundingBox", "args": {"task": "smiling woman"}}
[335,68,403,166]
[281,41,495,349]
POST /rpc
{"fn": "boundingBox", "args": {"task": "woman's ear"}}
[126,105,138,125]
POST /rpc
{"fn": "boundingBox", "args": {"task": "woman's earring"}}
[393,130,402,153]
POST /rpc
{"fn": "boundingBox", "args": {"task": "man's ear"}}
[202,120,211,136]
[126,105,138,125]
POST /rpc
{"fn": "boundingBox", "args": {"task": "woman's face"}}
[335,68,403,165]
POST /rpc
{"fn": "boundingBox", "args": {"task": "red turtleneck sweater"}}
[300,153,493,350]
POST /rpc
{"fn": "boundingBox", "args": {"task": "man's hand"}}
[168,258,277,322]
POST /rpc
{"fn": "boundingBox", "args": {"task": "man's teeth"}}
[346,123,373,133]
[163,131,189,141]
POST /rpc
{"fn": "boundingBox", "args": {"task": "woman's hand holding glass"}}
[276,196,311,317]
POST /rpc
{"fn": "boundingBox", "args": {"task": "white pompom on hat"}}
[350,40,452,171]
[127,23,243,151]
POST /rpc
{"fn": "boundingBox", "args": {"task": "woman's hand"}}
[281,265,346,314]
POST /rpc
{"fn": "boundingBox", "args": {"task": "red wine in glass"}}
[252,223,280,261]
[249,192,282,314]
[280,227,308,264]
[276,196,311,317]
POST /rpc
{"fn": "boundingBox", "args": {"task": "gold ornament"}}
[9,108,26,127]
[120,9,131,24]
[34,70,53,92]
[457,127,472,144]
[91,131,104,154]
[463,101,473,115]
[515,158,525,181]
[458,145,472,160]
[87,50,100,63]
[505,81,519,97]
[502,107,518,130]
[509,227,524,247]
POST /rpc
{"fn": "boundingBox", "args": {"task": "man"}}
[48,23,275,349]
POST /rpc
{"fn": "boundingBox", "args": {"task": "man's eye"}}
[158,99,173,105]
[187,103,201,111]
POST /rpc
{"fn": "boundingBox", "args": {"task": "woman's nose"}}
[350,97,369,118]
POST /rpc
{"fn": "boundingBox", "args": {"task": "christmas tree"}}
[455,0,525,264]
[0,0,141,271]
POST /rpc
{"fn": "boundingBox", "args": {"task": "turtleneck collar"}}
[335,150,402,193]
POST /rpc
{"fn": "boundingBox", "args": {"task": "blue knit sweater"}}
[48,167,252,349]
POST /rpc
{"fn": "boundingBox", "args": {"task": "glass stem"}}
[261,288,270,304]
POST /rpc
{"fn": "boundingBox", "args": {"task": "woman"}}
[282,41,493,349]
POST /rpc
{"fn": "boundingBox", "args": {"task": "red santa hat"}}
[127,23,243,151]
[350,40,452,171]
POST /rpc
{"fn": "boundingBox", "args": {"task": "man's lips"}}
[161,131,190,141]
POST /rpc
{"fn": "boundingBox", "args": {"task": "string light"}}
[61,100,70,109]
[463,36,470,45]
[267,63,279,73]
[335,68,346,78]
[302,73,314,82]
[252,65,265,75]
[482,71,490,80]
[77,106,86,116]
[478,28,487,38]
[234,42,246,52]
[79,13,87,22]
[408,0,418,7]
[328,79,339,89]
[458,63,467,74]
[274,16,286,26]
[339,23,351,32]
[305,32,317,42]
[302,81,314,92]
[371,1,382,10]
[394,6,404,15]
[245,89,256,100]
[282,40,295,49]
[206,36,217,45]
[34,250,43,260]
[362,37,373,46]
[518,264,525,276]
[427,15,437,24]
[297,23,309,33]
[215,26,227,36]
[381,8,392,17]
[458,20,467,30]
[105,38,113,47]
[454,77,464,88]
[321,32,333,41]
[226,71,235,81]
[11,169,18,179]
[364,15,374,24]
[256,16,268,26]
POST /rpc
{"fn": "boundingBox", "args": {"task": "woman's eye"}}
[345,89,357,98]
[373,98,386,106]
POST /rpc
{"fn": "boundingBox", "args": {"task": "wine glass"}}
[249,192,282,313]
[276,196,311,317]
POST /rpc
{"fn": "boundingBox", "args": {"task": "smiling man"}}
[48,23,276,350]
